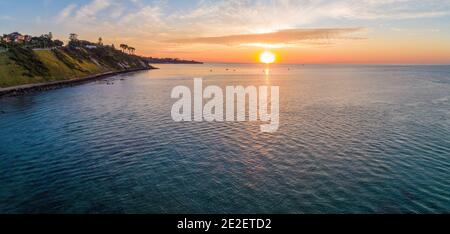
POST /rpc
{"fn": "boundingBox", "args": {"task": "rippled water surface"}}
[1,64,449,213]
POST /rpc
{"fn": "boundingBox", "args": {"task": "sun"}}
[260,51,276,64]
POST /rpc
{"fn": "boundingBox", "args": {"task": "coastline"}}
[0,67,154,98]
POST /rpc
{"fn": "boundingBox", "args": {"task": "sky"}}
[1,0,450,64]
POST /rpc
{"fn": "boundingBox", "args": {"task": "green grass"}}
[34,50,102,80]
[0,46,148,88]
[0,53,47,87]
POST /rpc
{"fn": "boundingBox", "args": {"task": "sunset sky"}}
[1,0,450,64]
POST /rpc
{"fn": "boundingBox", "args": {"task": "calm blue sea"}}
[0,64,449,213]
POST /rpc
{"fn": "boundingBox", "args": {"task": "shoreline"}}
[0,67,153,98]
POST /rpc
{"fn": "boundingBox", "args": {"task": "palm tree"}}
[120,44,128,53]
[129,47,135,55]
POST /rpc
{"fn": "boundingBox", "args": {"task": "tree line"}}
[68,33,136,55]
[119,44,136,55]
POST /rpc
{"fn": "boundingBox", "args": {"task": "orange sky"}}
[134,28,450,64]
[141,39,450,64]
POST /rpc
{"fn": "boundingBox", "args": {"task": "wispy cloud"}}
[56,4,77,22]
[0,15,14,21]
[51,0,450,39]
[40,0,450,56]
[167,28,365,46]
[75,0,111,20]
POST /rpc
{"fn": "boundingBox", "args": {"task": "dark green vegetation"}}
[8,46,49,78]
[0,33,150,88]
[142,57,203,64]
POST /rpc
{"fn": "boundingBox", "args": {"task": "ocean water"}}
[0,64,449,214]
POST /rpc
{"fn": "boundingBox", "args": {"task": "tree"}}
[69,33,78,42]
[0,41,7,50]
[38,34,52,48]
[68,33,79,48]
[120,44,128,53]
[54,40,64,47]
[47,32,53,40]
[128,47,135,55]
[98,37,103,46]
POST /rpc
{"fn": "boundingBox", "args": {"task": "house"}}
[1,35,11,43]
[1,32,32,44]
[24,35,32,42]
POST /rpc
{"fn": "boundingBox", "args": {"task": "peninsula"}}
[141,57,203,64]
[0,32,153,96]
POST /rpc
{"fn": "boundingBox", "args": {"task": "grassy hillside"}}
[0,46,150,88]
[0,53,39,87]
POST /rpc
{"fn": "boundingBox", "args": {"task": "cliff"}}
[0,45,151,88]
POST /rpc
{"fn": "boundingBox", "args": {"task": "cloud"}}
[165,0,450,36]
[47,0,450,53]
[0,15,14,21]
[54,0,165,37]
[57,4,77,22]
[166,28,365,46]
[53,0,450,37]
[75,0,112,20]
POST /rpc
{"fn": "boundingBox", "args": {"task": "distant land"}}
[141,57,203,64]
